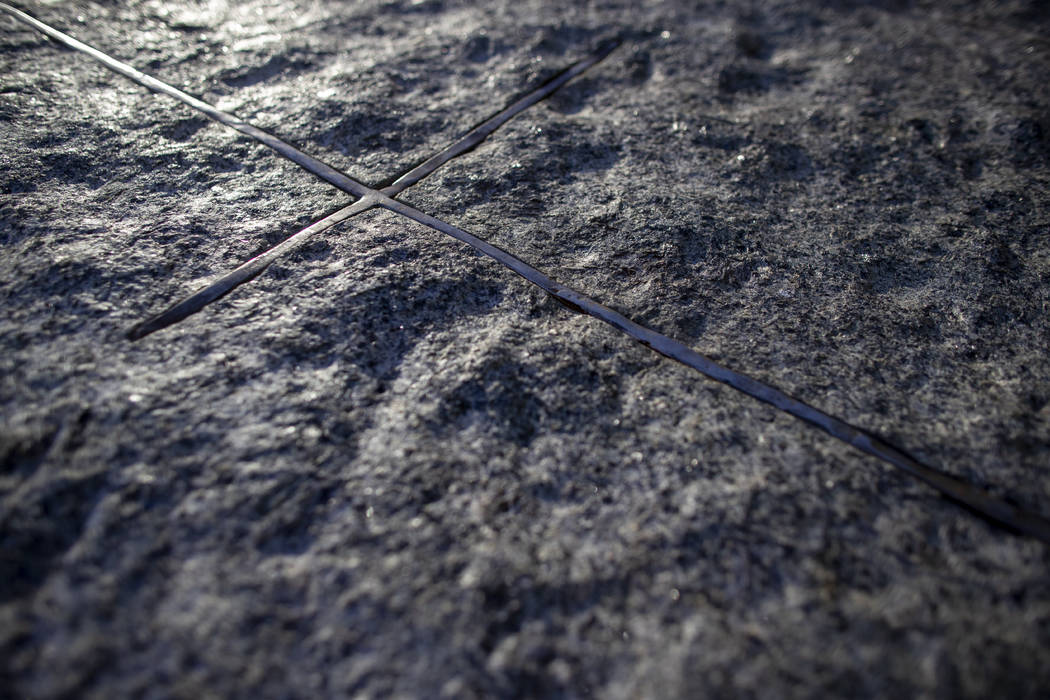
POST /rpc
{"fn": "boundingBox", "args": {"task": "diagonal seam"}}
[127,39,620,339]
[125,197,378,339]
[5,2,1049,543]
[1,2,374,197]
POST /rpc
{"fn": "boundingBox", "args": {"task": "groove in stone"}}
[5,2,1048,543]
[128,39,620,338]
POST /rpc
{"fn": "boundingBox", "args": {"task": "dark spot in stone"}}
[545,75,603,115]
[718,65,808,95]
[159,117,209,142]
[462,34,498,63]
[626,49,653,84]
[958,152,982,180]
[309,107,437,158]
[292,238,333,262]
[135,151,188,174]
[40,151,103,186]
[0,98,18,121]
[219,51,318,88]
[251,480,337,556]
[1010,2,1050,23]
[719,66,765,94]
[479,580,523,653]
[519,127,621,183]
[759,141,814,179]
[835,0,916,13]
[206,153,244,173]
[906,118,936,144]
[433,357,545,446]
[529,25,601,57]
[2,177,36,194]
[0,422,56,477]
[0,464,108,602]
[987,236,1022,275]
[1026,393,1049,413]
[983,190,1031,215]
[323,274,503,383]
[836,142,887,178]
[946,113,970,144]
[1011,117,1050,167]
[735,31,771,59]
[368,246,419,268]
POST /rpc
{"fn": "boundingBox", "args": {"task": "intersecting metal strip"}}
[5,2,1049,543]
[127,39,620,338]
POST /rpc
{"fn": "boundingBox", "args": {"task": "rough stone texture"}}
[2,0,1049,697]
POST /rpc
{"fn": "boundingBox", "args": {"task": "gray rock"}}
[2,1,1049,697]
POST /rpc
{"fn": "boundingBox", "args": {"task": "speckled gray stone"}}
[2,1,1049,698]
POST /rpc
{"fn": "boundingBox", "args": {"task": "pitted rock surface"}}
[2,1,1049,697]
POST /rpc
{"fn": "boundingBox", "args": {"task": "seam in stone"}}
[128,39,619,338]
[4,2,1048,543]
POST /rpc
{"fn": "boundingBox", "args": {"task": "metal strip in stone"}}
[4,1,1048,543]
[128,40,620,338]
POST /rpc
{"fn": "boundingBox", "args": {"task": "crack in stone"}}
[4,2,1049,543]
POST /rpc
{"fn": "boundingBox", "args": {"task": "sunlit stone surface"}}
[2,1,1049,697]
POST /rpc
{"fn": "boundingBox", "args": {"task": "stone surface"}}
[2,0,1049,697]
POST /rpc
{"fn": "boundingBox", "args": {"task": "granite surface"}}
[2,0,1049,697]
